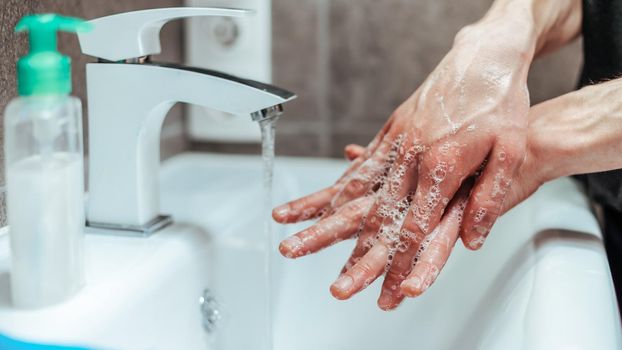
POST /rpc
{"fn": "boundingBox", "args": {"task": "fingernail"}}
[474,225,488,235]
[273,205,289,220]
[468,235,486,250]
[401,276,423,296]
[332,275,353,292]
[280,236,303,256]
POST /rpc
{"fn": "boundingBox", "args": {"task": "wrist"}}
[460,0,581,58]
[526,80,622,182]
[526,93,580,183]
[454,6,538,63]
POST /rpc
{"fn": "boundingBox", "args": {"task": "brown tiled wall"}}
[272,0,582,157]
[0,0,184,225]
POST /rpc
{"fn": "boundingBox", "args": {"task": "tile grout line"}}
[317,0,333,157]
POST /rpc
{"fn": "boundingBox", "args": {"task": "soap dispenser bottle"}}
[4,14,91,308]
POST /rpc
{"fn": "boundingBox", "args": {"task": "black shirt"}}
[571,1,622,310]
[576,0,622,211]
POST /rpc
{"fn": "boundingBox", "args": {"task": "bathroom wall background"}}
[0,0,582,225]
[269,0,582,157]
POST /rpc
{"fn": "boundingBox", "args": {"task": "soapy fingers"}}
[279,196,373,258]
[460,140,525,249]
[378,181,471,309]
[272,121,393,224]
[400,186,468,297]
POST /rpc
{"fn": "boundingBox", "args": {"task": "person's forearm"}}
[456,0,581,60]
[528,0,582,56]
[528,78,622,182]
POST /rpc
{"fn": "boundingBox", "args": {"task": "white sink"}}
[0,152,620,349]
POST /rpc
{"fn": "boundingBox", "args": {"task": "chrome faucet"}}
[77,8,296,235]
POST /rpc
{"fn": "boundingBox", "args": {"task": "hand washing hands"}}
[273,0,585,310]
[276,72,622,311]
[274,31,532,309]
[274,134,540,311]
[274,11,534,310]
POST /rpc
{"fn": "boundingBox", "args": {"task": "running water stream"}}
[259,116,278,350]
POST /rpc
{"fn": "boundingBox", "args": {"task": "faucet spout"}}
[85,61,295,234]
[251,105,284,122]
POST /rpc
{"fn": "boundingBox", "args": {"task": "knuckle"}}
[343,178,367,197]
[401,218,418,233]
[430,234,452,253]
[419,154,437,174]
[400,227,425,245]
[346,197,374,219]
[468,200,501,225]
[391,251,412,270]
[501,140,527,166]
[355,261,375,276]
[386,265,409,282]
[341,202,362,218]
[364,212,384,231]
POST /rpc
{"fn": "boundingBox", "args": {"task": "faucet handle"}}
[78,7,250,62]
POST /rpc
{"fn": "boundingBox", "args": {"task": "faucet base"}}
[86,215,173,237]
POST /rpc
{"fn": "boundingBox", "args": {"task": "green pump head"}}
[15,14,92,96]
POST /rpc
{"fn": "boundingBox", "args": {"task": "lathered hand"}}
[275,23,533,309]
[275,72,622,310]
[280,138,543,309]
[273,0,582,310]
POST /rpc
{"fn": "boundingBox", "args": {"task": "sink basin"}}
[0,152,620,349]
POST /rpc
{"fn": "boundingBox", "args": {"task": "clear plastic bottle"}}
[4,14,91,308]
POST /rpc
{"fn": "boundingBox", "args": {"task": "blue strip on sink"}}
[0,333,94,350]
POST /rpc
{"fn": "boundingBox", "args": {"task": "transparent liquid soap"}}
[5,95,85,308]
